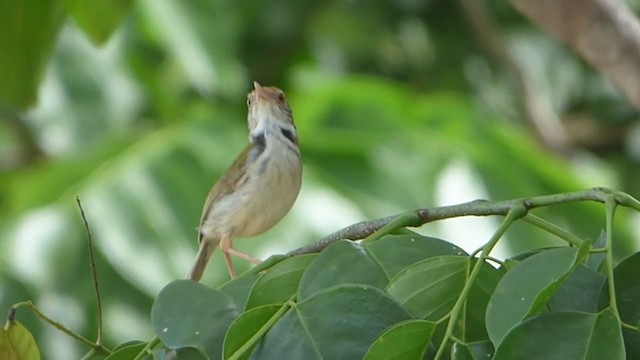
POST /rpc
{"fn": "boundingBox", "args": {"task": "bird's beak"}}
[252,82,269,103]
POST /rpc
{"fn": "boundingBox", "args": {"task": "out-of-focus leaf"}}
[363,320,435,360]
[151,280,239,360]
[0,0,65,109]
[65,0,135,45]
[0,321,40,360]
[297,240,388,300]
[493,310,625,360]
[386,255,468,320]
[251,285,412,359]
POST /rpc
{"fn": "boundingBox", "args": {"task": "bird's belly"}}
[202,150,301,240]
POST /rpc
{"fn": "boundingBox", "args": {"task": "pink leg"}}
[219,234,262,279]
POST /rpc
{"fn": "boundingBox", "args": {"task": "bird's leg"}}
[219,234,262,279]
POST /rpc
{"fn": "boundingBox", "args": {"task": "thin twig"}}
[10,301,111,354]
[76,197,104,346]
[289,187,622,256]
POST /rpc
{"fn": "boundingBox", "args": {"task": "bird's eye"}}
[247,98,251,107]
[278,93,285,101]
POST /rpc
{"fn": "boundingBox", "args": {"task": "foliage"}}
[4,189,640,359]
[1,0,640,359]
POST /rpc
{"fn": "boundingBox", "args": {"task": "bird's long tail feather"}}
[188,241,216,282]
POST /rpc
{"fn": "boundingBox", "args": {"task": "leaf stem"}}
[522,214,582,247]
[361,212,422,243]
[433,206,527,360]
[604,198,621,319]
[8,301,111,355]
[133,336,161,360]
[228,295,296,360]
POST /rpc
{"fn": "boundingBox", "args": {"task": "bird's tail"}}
[187,240,216,282]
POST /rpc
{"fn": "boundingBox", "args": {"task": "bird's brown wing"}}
[197,145,253,242]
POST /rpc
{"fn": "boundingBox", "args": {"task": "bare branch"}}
[76,197,104,346]
[288,187,634,256]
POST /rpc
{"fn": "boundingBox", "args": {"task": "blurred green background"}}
[1,0,639,358]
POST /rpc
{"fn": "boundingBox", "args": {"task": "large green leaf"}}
[251,285,412,359]
[486,246,588,346]
[0,0,65,109]
[223,304,282,360]
[297,240,388,300]
[493,310,625,360]
[151,280,239,360]
[365,234,467,279]
[386,255,468,320]
[65,0,135,45]
[548,264,605,313]
[462,259,505,341]
[363,319,435,360]
[245,254,317,309]
[219,273,261,311]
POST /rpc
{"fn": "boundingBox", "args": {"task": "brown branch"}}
[511,0,640,111]
[76,197,104,346]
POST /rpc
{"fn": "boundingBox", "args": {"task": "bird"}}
[188,82,302,281]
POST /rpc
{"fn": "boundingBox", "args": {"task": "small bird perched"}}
[188,82,302,281]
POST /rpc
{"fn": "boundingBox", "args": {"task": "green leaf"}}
[0,321,40,360]
[585,231,606,270]
[362,319,435,360]
[251,285,412,359]
[219,273,261,311]
[493,309,625,360]
[297,240,389,300]
[385,255,468,320]
[104,342,146,360]
[0,0,65,109]
[223,304,281,360]
[463,260,505,341]
[450,340,494,360]
[486,247,586,346]
[365,234,467,278]
[599,252,640,358]
[151,280,240,360]
[65,0,135,45]
[246,254,317,309]
[548,265,606,313]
